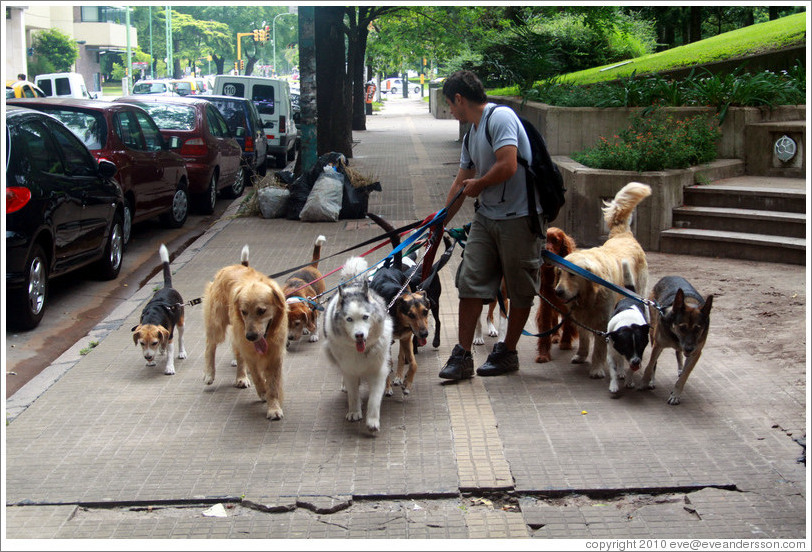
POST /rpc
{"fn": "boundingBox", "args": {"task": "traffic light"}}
[264,26,270,41]
[234,61,239,72]
[239,59,245,70]
[253,29,260,41]
[259,28,267,42]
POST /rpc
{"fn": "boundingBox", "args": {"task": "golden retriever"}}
[203,245,288,419]
[554,182,651,378]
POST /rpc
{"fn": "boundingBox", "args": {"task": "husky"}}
[322,257,393,434]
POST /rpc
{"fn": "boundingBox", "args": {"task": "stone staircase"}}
[659,117,807,265]
[659,175,806,264]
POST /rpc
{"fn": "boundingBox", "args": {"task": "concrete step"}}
[684,178,806,213]
[659,228,806,265]
[672,205,806,238]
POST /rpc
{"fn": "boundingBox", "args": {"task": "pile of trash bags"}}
[257,152,382,222]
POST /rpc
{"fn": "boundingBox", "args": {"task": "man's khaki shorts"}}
[455,212,544,309]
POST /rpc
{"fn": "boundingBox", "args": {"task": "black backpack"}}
[463,105,566,235]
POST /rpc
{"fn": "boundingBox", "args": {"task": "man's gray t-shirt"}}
[460,103,541,220]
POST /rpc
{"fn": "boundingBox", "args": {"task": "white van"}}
[35,72,97,99]
[213,75,297,167]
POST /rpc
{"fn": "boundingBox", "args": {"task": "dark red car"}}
[7,97,190,245]
[115,95,245,214]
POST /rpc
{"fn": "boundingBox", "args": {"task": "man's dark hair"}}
[17,73,26,80]
[442,70,487,104]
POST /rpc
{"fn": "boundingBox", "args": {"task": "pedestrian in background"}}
[437,70,544,381]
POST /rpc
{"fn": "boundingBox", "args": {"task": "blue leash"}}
[541,250,663,315]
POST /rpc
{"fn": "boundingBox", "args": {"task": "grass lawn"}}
[489,12,806,95]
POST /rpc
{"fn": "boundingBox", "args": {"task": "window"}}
[46,121,97,176]
[252,85,275,115]
[206,106,227,138]
[132,111,164,151]
[114,111,146,150]
[139,103,196,130]
[39,80,53,96]
[19,120,64,175]
[220,81,245,98]
[209,100,244,133]
[80,6,128,23]
[38,109,105,151]
[55,78,71,96]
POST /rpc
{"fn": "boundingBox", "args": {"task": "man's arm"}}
[443,166,476,227]
[461,144,518,198]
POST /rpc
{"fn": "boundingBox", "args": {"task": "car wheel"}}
[96,212,124,280]
[122,199,133,247]
[222,166,245,199]
[390,87,398,95]
[413,86,421,94]
[9,244,49,330]
[160,184,189,228]
[196,172,218,214]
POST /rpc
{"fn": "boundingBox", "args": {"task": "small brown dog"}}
[535,227,578,363]
[203,245,288,420]
[283,235,326,345]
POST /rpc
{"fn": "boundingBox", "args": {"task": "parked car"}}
[212,75,297,168]
[131,79,179,96]
[7,98,191,245]
[6,106,125,330]
[115,95,244,214]
[200,95,268,177]
[289,83,301,123]
[34,72,98,99]
[170,77,206,96]
[5,80,46,99]
[381,77,421,96]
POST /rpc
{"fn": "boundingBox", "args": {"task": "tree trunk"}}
[296,6,317,175]
[315,6,352,159]
[349,8,371,131]
[689,6,702,43]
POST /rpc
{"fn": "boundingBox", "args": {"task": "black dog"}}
[132,244,187,375]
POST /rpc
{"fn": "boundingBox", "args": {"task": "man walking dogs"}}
[437,70,544,381]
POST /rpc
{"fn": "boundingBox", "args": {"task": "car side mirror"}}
[98,159,118,178]
[235,126,246,137]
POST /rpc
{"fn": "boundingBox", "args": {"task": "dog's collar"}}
[286,296,324,311]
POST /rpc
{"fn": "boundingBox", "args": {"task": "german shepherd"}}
[641,276,713,405]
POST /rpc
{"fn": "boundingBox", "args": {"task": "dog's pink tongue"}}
[418,338,427,347]
[355,340,366,353]
[254,337,268,355]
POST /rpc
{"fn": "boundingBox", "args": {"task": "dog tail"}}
[241,245,250,267]
[367,213,402,271]
[159,244,172,288]
[602,182,652,237]
[341,256,368,280]
[310,235,327,268]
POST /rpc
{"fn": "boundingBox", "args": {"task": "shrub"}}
[571,109,722,172]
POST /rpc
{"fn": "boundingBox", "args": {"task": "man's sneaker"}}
[476,342,519,376]
[439,344,474,380]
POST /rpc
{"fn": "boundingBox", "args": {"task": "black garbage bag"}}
[339,178,382,220]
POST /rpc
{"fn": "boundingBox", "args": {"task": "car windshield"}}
[36,108,106,150]
[133,82,168,94]
[139,103,196,130]
[173,81,193,96]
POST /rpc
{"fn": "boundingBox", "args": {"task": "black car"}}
[200,95,268,177]
[6,106,126,330]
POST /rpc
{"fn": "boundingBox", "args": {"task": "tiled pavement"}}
[3,97,807,542]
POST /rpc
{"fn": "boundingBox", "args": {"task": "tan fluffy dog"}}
[203,245,288,420]
[554,182,651,379]
[283,235,327,345]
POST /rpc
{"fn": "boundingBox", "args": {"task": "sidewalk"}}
[3,97,807,543]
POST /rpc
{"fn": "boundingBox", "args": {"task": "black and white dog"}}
[132,244,187,375]
[606,296,649,394]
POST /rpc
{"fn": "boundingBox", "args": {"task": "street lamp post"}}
[272,12,296,76]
